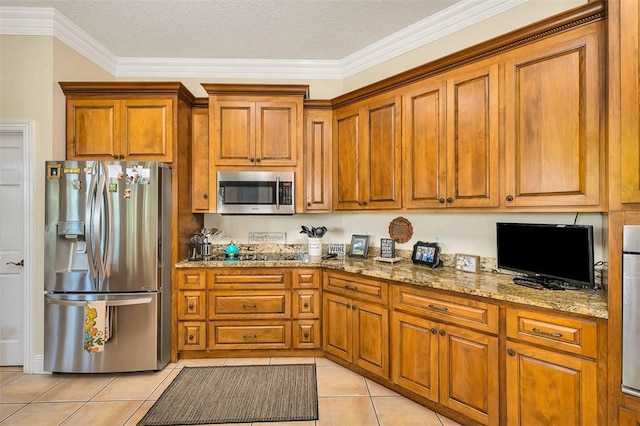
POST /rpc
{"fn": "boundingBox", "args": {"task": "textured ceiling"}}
[0,0,463,60]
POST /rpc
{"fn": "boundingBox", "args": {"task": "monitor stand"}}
[512,276,565,291]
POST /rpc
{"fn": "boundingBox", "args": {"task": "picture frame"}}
[455,253,481,273]
[349,234,370,258]
[380,238,395,258]
[411,241,442,268]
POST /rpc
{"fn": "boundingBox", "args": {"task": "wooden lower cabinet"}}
[392,311,499,425]
[505,341,597,425]
[505,307,601,425]
[323,291,389,379]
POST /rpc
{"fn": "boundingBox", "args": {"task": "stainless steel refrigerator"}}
[44,161,172,373]
[623,225,640,396]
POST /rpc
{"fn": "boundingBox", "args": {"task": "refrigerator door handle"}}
[45,297,153,307]
[101,162,114,278]
[85,162,99,282]
[94,167,107,280]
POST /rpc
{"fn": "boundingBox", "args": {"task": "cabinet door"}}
[364,95,402,210]
[192,106,211,212]
[121,99,173,161]
[178,321,206,351]
[503,26,602,208]
[333,104,361,210]
[439,324,499,425]
[304,109,332,211]
[293,320,320,349]
[353,299,389,378]
[323,292,352,362]
[211,100,255,166]
[66,99,119,160]
[255,101,298,166]
[620,2,640,203]
[402,79,447,209]
[505,341,597,426]
[446,63,499,208]
[392,311,439,401]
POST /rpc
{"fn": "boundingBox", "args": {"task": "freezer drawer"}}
[44,292,169,373]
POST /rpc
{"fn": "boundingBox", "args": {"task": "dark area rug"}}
[137,363,318,425]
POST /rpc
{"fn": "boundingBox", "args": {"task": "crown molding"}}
[0,7,117,74]
[1,0,525,80]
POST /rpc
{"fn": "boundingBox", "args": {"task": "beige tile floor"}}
[0,357,461,426]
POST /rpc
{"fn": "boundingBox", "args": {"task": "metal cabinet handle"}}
[303,333,310,338]
[507,349,516,356]
[351,305,356,310]
[249,157,255,162]
[344,285,358,291]
[439,330,446,336]
[430,328,437,334]
[438,198,445,204]
[6,260,24,266]
[203,194,208,199]
[243,334,257,339]
[506,195,514,202]
[428,304,448,312]
[256,158,261,163]
[446,197,453,203]
[188,304,194,309]
[188,334,194,341]
[243,304,257,309]
[346,303,351,309]
[303,302,309,308]
[307,202,312,207]
[532,327,563,338]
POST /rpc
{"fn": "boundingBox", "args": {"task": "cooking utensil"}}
[315,226,327,238]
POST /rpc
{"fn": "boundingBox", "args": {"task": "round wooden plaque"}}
[388,217,413,243]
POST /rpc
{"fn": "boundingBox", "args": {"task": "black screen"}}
[496,222,595,287]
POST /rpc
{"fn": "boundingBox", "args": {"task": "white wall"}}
[204,211,604,262]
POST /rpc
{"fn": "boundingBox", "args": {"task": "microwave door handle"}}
[275,176,281,210]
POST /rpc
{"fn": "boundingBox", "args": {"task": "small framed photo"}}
[456,253,481,273]
[380,238,395,258]
[349,235,370,258]
[411,241,441,268]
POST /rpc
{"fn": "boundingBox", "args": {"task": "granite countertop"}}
[176,257,608,319]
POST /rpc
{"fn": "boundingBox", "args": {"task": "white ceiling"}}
[0,0,577,79]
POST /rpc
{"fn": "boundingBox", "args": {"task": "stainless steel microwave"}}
[216,171,295,215]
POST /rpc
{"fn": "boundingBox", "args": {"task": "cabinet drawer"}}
[293,268,321,289]
[293,290,320,318]
[393,286,498,334]
[323,271,388,305]
[209,321,291,349]
[211,269,290,289]
[506,308,598,358]
[178,321,206,351]
[209,291,290,319]
[177,291,206,320]
[293,320,320,348]
[177,270,207,290]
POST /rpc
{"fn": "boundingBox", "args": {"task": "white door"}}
[0,126,26,366]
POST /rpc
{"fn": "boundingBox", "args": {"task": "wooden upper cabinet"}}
[503,22,604,208]
[402,78,447,209]
[61,83,186,162]
[191,103,210,212]
[620,1,640,204]
[303,104,332,211]
[204,84,307,168]
[333,93,402,210]
[402,62,499,209]
[446,62,499,208]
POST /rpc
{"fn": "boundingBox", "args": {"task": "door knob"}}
[6,259,24,267]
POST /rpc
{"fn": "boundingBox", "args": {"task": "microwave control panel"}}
[280,182,293,205]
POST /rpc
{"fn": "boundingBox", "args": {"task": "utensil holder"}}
[308,237,322,256]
